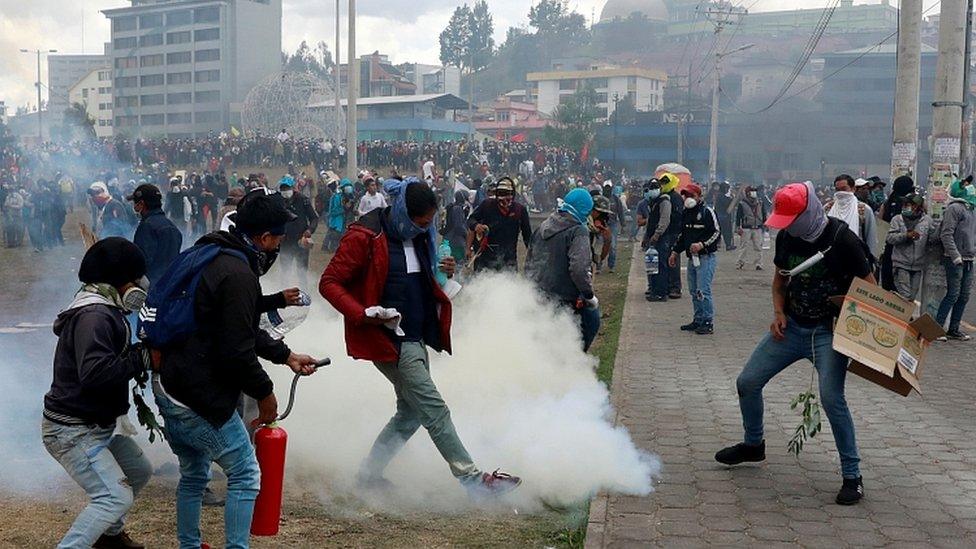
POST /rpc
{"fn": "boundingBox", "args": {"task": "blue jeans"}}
[736,320,861,479]
[154,380,261,549]
[936,258,974,332]
[41,419,152,548]
[687,253,717,324]
[579,306,601,351]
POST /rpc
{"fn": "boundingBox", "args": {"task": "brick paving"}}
[586,245,976,548]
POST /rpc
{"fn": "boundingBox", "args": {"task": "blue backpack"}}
[138,243,248,348]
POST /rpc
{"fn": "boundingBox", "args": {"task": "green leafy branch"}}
[788,369,822,456]
[132,368,163,443]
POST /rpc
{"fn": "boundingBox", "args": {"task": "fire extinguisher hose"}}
[276,357,331,422]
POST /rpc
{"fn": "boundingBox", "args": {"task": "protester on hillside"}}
[441,189,472,264]
[735,185,767,270]
[885,193,937,302]
[324,179,355,252]
[669,183,721,334]
[466,177,532,272]
[4,185,25,247]
[716,181,873,505]
[164,178,192,237]
[526,188,600,351]
[89,182,131,239]
[357,175,388,217]
[320,177,521,496]
[935,177,976,341]
[278,177,319,284]
[42,237,153,549]
[153,191,320,548]
[128,184,183,284]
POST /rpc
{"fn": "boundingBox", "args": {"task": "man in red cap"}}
[668,183,721,334]
[715,181,875,505]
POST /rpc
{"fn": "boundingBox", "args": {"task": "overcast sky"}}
[0,0,938,112]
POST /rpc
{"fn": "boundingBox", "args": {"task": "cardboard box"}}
[831,278,944,396]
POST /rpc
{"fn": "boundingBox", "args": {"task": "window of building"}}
[98,87,111,94]
[194,28,220,41]
[194,6,220,23]
[113,16,136,32]
[167,112,192,124]
[168,92,192,104]
[167,10,191,26]
[141,54,164,67]
[595,92,608,104]
[115,76,137,88]
[98,71,110,81]
[99,103,111,111]
[195,90,220,103]
[588,77,608,89]
[167,51,192,64]
[116,115,139,127]
[195,111,221,123]
[496,111,510,122]
[114,37,137,49]
[167,72,192,85]
[140,94,165,106]
[194,49,220,62]
[139,13,163,29]
[142,114,165,125]
[139,33,164,47]
[195,69,220,83]
[140,74,164,87]
[115,96,138,108]
[559,79,577,91]
[115,57,138,69]
[81,89,89,99]
[167,31,192,44]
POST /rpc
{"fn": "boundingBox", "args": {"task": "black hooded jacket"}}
[159,230,291,427]
[45,302,144,426]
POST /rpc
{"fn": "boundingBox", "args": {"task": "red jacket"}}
[319,209,452,363]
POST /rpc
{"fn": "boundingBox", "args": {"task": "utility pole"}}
[346,0,358,180]
[961,0,974,173]
[891,0,923,180]
[922,0,969,317]
[703,7,746,181]
[20,48,57,142]
[612,92,620,168]
[334,0,341,144]
[468,48,475,141]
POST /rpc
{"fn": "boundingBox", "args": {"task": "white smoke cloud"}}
[270,271,658,512]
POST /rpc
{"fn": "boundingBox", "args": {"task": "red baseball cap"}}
[680,182,703,197]
[766,183,809,229]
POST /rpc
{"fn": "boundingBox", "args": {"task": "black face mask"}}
[256,247,280,276]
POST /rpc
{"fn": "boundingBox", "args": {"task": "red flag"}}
[580,142,589,163]
[510,133,526,143]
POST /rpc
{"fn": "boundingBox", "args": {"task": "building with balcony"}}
[526,66,667,120]
[473,97,549,141]
[102,0,281,138]
[68,68,115,138]
[309,93,471,141]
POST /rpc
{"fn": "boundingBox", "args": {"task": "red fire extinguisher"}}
[250,358,330,537]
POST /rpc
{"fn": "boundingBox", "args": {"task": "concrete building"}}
[474,97,549,141]
[401,63,461,96]
[310,93,471,141]
[47,55,110,133]
[102,0,282,138]
[339,52,462,99]
[68,68,115,138]
[526,66,667,120]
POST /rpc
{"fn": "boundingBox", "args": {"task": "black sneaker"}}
[465,469,522,498]
[836,476,864,505]
[646,295,668,302]
[93,531,144,549]
[669,292,682,299]
[946,330,972,341]
[680,321,700,331]
[715,441,766,466]
[695,323,714,335]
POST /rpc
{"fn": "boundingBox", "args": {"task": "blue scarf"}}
[384,177,438,268]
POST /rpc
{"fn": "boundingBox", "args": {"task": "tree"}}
[542,85,602,150]
[282,40,334,81]
[528,0,590,47]
[60,102,97,141]
[438,1,494,72]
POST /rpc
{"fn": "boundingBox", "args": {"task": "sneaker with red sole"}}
[466,469,522,498]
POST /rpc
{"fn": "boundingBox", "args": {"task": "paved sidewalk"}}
[587,245,976,548]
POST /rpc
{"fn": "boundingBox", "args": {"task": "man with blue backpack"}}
[142,189,321,549]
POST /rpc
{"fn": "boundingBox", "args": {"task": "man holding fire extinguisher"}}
[151,191,321,549]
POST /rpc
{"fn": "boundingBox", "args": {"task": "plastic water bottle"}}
[260,290,311,340]
[435,240,452,287]
[692,254,701,268]
[644,248,659,275]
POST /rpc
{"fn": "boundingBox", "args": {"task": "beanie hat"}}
[235,189,296,236]
[78,237,147,287]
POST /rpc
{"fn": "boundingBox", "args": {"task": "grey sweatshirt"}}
[526,211,594,302]
[886,213,938,271]
[941,198,976,261]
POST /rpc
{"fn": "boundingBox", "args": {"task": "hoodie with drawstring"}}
[941,183,976,263]
[525,210,594,303]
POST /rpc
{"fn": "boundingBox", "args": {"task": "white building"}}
[47,54,110,132]
[402,63,461,96]
[526,66,667,120]
[102,0,282,137]
[68,68,114,138]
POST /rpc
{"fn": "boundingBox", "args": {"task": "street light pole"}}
[612,92,620,169]
[20,48,57,142]
[346,0,358,180]
[334,0,341,144]
[708,43,753,182]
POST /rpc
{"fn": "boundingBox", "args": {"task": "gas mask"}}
[280,189,294,199]
[122,276,150,313]
[748,191,758,199]
[684,197,699,209]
